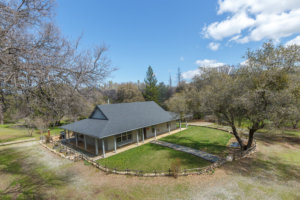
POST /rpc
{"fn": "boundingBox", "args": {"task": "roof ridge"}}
[97,101,154,107]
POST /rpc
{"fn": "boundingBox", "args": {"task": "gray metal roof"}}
[61,101,179,139]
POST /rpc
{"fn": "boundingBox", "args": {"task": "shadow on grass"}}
[223,131,300,182]
[223,153,300,182]
[254,131,300,146]
[0,147,72,199]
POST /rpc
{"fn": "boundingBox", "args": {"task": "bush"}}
[170,158,181,178]
[45,135,51,143]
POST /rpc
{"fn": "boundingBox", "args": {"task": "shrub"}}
[45,135,51,143]
[170,158,181,178]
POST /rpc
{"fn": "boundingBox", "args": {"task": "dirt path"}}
[188,121,214,126]
[0,138,36,146]
[1,134,299,199]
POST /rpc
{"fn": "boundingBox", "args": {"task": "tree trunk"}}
[246,129,256,149]
[292,120,299,129]
[231,125,245,150]
[0,103,4,125]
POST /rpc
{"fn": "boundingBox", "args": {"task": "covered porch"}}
[63,130,105,157]
[62,120,181,159]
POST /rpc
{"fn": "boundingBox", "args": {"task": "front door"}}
[143,128,147,139]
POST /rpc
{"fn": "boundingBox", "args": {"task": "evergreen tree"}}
[177,67,182,86]
[143,66,159,103]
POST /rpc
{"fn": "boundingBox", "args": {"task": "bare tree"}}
[0,0,115,125]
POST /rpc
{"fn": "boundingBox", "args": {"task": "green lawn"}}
[97,143,211,172]
[0,124,63,143]
[160,126,232,157]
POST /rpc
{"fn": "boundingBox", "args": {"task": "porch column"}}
[168,123,171,134]
[75,133,78,146]
[114,136,117,153]
[179,120,182,130]
[95,138,98,155]
[84,135,87,150]
[142,129,145,143]
[154,128,157,140]
[137,132,139,145]
[67,130,70,139]
[186,120,188,128]
[102,139,106,158]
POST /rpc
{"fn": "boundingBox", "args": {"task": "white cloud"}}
[203,0,300,43]
[182,69,201,79]
[285,35,300,46]
[240,59,248,66]
[195,59,225,68]
[208,42,220,51]
[182,59,226,79]
[203,12,255,40]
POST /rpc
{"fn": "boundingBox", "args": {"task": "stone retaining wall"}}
[82,155,227,177]
[39,141,82,161]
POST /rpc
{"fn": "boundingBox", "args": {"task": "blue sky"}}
[55,0,300,84]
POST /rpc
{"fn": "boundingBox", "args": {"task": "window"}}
[152,127,155,133]
[166,123,169,129]
[116,132,132,146]
[116,137,121,143]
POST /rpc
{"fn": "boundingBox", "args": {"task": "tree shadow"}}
[222,153,300,182]
[0,147,73,199]
[254,131,300,146]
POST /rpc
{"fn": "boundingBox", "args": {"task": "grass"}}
[160,126,232,157]
[0,124,63,143]
[0,125,299,199]
[0,127,34,143]
[0,145,70,199]
[97,143,211,172]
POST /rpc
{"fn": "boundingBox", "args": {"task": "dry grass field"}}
[0,127,299,199]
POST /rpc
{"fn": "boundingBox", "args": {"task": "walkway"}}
[0,138,36,146]
[151,140,221,163]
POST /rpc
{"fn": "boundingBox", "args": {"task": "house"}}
[61,101,180,157]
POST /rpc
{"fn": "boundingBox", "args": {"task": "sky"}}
[55,0,300,84]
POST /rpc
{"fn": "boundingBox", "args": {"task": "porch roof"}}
[61,101,179,139]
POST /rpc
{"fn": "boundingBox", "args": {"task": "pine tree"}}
[177,67,182,86]
[143,66,159,102]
